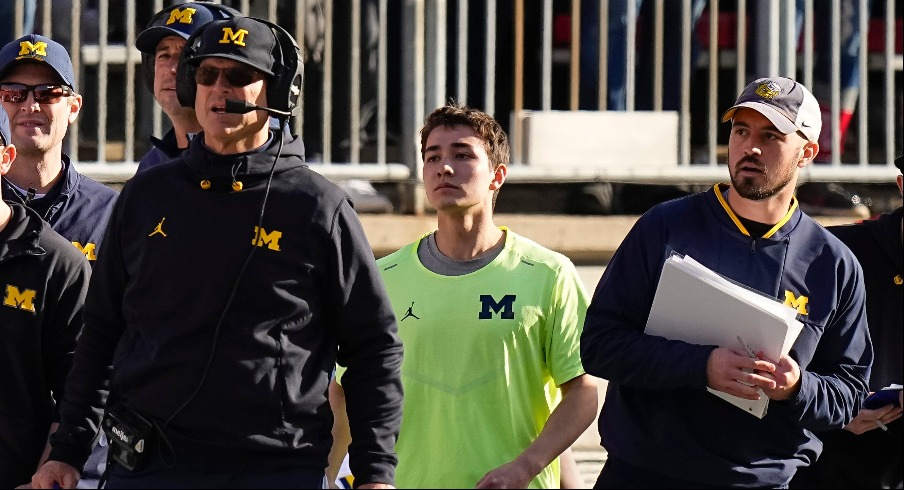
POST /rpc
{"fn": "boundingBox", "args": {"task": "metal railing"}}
[7,0,902,213]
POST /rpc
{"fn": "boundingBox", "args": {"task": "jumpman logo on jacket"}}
[400,302,420,321]
[149,218,168,237]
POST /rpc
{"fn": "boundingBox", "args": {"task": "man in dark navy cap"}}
[33,16,402,490]
[0,103,91,488]
[134,2,239,172]
[0,34,117,265]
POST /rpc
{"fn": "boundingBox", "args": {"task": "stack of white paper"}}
[645,253,804,418]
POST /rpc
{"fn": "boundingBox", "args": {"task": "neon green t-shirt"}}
[377,228,589,489]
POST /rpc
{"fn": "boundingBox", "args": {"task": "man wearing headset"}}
[71,5,245,487]
[32,16,403,489]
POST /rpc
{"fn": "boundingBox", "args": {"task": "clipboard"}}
[645,254,804,418]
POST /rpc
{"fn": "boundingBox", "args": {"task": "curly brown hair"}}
[419,103,510,171]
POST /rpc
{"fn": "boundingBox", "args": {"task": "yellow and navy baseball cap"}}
[136,2,238,54]
[721,77,821,142]
[184,17,278,76]
[0,34,77,92]
[0,109,10,146]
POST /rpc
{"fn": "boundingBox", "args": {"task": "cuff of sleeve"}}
[48,427,94,474]
[351,455,396,488]
[47,446,89,476]
[694,345,719,389]
[778,369,810,412]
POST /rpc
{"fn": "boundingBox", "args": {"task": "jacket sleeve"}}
[48,191,128,470]
[44,255,91,419]
[783,256,872,432]
[580,211,716,390]
[328,199,403,486]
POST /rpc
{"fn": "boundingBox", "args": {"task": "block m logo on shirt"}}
[72,242,97,261]
[252,226,282,251]
[3,285,37,312]
[783,290,809,315]
[479,294,516,319]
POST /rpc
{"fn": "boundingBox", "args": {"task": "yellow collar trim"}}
[713,184,798,239]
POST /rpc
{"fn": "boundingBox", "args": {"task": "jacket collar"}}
[710,183,801,239]
[0,154,78,205]
[149,128,183,160]
[184,130,308,192]
[0,204,46,262]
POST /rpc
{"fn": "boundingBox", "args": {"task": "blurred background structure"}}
[2,0,901,215]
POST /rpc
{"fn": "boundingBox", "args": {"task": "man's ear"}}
[67,94,83,124]
[799,140,819,168]
[489,164,507,190]
[0,144,16,175]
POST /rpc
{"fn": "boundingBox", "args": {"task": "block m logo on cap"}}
[167,7,197,26]
[219,27,248,47]
[18,40,47,57]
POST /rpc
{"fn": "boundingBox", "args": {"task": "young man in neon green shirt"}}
[332,103,597,488]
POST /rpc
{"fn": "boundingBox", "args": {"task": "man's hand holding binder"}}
[706,347,777,401]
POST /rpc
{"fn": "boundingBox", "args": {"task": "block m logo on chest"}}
[479,294,516,319]
[4,285,37,312]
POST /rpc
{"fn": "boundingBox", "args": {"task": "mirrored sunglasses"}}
[0,83,74,104]
[194,66,259,87]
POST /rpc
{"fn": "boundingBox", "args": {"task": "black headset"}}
[175,17,304,116]
[140,2,241,93]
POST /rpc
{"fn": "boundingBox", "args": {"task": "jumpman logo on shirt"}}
[400,302,420,321]
[149,218,168,237]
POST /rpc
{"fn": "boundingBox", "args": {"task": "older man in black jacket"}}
[33,17,402,489]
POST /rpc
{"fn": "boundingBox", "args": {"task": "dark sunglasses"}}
[0,83,74,104]
[194,66,260,87]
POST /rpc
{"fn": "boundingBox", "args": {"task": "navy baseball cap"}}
[0,109,10,146]
[184,17,278,76]
[0,34,77,92]
[136,2,237,54]
[722,77,821,142]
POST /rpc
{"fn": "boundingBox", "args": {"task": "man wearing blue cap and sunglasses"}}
[0,34,117,266]
[0,104,91,488]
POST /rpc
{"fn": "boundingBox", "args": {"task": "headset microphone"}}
[224,99,292,118]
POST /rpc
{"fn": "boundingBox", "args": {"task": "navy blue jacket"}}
[49,131,403,484]
[581,184,872,488]
[1,156,118,264]
[136,128,181,173]
[0,204,90,488]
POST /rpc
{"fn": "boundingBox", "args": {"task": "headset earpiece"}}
[251,18,304,116]
[175,31,202,108]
